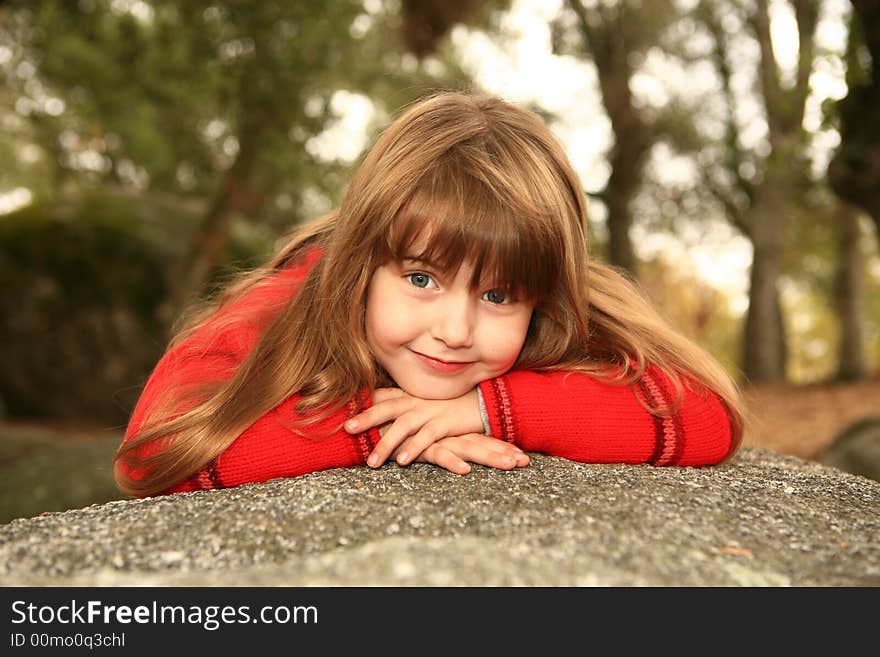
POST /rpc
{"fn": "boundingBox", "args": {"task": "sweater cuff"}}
[349,390,381,465]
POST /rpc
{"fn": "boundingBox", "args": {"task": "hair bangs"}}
[381,164,562,302]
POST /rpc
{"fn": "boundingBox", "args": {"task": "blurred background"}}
[1,0,879,524]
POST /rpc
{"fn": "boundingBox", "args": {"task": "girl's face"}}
[364,252,536,400]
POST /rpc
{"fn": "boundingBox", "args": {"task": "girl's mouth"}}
[410,350,474,374]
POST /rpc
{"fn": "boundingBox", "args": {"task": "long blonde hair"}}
[116,91,743,497]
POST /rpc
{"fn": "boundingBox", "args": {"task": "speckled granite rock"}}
[1,448,878,586]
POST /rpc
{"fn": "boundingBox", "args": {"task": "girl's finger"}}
[345,395,411,434]
[366,411,424,467]
[395,420,448,466]
[463,443,518,470]
[444,434,528,470]
[418,444,471,476]
[463,435,525,459]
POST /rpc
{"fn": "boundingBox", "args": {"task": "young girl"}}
[115,91,744,498]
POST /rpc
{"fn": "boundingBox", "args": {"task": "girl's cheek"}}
[483,332,526,366]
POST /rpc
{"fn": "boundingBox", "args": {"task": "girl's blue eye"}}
[483,289,508,305]
[407,272,434,288]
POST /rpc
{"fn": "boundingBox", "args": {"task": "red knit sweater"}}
[121,247,738,496]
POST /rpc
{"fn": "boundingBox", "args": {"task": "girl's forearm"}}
[163,393,381,494]
[478,367,735,467]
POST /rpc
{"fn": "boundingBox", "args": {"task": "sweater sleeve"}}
[120,247,381,496]
[163,392,380,495]
[477,366,737,467]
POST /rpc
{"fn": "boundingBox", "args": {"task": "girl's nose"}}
[430,296,474,348]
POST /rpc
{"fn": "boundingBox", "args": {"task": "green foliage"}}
[6,0,470,205]
[0,196,170,423]
[0,190,277,424]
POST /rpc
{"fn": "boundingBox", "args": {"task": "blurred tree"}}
[776,185,875,382]
[551,0,688,276]
[1,0,480,328]
[696,0,821,382]
[400,0,486,56]
[829,0,880,238]
[0,9,61,201]
[833,204,869,379]
[827,1,879,379]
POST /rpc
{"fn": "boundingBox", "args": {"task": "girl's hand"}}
[398,433,530,475]
[345,387,485,468]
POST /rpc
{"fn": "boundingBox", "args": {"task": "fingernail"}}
[346,420,358,432]
[397,452,409,465]
[367,454,378,467]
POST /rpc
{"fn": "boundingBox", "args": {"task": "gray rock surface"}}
[820,416,880,483]
[1,448,878,586]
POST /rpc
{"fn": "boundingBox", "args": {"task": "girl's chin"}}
[394,378,474,400]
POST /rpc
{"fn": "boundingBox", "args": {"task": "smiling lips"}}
[410,350,474,374]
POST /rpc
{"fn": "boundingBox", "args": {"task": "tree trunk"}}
[742,180,787,382]
[169,143,257,325]
[595,46,648,277]
[829,0,880,240]
[565,0,648,277]
[834,204,868,381]
[604,165,639,274]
